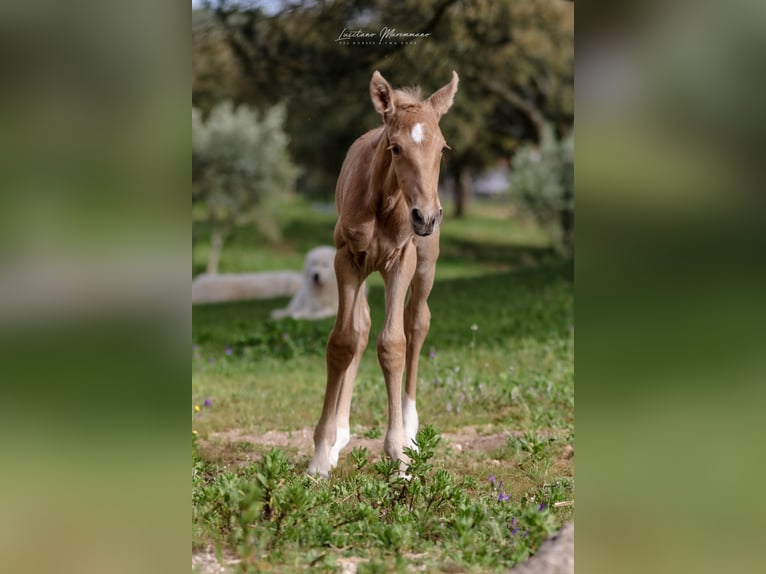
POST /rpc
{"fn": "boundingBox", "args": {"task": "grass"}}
[192,198,573,573]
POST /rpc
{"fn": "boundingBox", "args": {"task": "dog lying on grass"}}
[271,246,338,320]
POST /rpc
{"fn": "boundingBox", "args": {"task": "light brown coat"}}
[309,71,459,476]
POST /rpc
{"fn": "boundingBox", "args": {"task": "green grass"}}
[192,199,573,572]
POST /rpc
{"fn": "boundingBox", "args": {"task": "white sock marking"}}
[328,427,350,468]
[402,396,419,450]
[411,123,424,144]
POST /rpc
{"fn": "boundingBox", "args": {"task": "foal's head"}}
[370,71,459,237]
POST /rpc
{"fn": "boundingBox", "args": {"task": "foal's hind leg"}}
[403,231,440,449]
[329,289,370,467]
[308,249,367,477]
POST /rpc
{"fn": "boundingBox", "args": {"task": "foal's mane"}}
[394,86,423,108]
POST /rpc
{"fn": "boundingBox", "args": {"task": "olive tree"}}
[510,124,574,256]
[192,102,298,273]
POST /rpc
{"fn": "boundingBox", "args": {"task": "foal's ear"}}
[370,71,395,116]
[427,71,459,118]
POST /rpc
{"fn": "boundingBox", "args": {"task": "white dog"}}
[271,246,338,320]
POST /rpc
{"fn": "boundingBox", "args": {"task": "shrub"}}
[192,101,298,273]
[510,125,574,255]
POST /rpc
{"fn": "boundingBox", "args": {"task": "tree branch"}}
[467,71,548,141]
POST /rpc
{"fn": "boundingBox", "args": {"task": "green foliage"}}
[192,101,298,243]
[507,431,557,461]
[511,125,574,254]
[192,427,561,572]
[194,309,332,361]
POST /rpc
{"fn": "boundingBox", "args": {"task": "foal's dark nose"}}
[411,207,443,236]
[411,208,425,226]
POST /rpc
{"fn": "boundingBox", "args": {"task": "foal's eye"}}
[441,145,450,155]
[391,145,401,156]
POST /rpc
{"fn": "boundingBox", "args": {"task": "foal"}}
[308,70,459,477]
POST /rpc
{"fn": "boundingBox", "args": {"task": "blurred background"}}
[0,0,763,572]
[577,2,766,574]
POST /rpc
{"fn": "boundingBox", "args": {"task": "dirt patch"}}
[442,425,514,453]
[211,426,316,455]
[203,425,569,462]
[192,546,239,574]
[206,425,519,458]
[336,555,368,574]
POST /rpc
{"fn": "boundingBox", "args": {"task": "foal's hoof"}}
[307,449,332,479]
[307,460,330,479]
[307,467,329,479]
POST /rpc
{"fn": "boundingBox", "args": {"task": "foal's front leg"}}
[403,230,440,449]
[378,243,417,471]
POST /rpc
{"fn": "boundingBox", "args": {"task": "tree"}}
[510,124,574,255]
[197,0,573,220]
[192,102,298,273]
[437,0,573,216]
[202,1,467,200]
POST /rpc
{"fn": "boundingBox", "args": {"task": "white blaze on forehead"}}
[410,122,424,144]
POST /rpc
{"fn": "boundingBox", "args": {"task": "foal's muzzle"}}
[411,207,443,236]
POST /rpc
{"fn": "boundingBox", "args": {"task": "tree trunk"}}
[207,227,226,275]
[560,185,574,253]
[453,164,472,218]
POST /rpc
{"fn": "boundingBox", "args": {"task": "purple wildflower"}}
[489,474,495,487]
[498,480,504,491]
[511,528,519,535]
[204,399,212,407]
[225,347,232,356]
[511,518,518,528]
[429,349,436,359]
[538,503,546,512]
[497,492,510,502]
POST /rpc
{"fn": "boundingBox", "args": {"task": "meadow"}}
[192,199,574,573]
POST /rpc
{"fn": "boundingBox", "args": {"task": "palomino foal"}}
[308,70,459,477]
